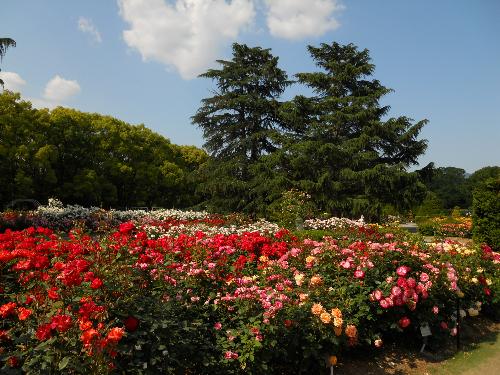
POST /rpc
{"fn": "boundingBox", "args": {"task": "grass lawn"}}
[429,325,500,375]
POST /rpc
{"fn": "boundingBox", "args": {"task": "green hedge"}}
[472,178,500,251]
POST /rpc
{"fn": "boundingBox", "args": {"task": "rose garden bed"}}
[0,208,498,374]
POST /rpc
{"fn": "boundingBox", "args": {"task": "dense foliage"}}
[473,178,500,251]
[418,166,500,213]
[0,92,207,209]
[0,212,498,374]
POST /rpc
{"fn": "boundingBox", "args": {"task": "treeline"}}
[0,91,207,208]
[416,165,500,216]
[3,40,496,220]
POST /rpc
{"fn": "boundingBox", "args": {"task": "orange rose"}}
[331,308,342,319]
[329,355,338,366]
[311,303,323,315]
[345,324,357,338]
[320,312,332,324]
[309,275,323,287]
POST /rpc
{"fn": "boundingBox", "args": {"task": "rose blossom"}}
[396,266,410,277]
[354,270,365,279]
[398,316,411,328]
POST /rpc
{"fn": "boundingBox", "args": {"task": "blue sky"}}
[1,0,499,173]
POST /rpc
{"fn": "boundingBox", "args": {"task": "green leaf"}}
[58,356,70,370]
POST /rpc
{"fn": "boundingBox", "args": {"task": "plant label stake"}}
[420,322,432,353]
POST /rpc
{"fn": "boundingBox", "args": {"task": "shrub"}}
[473,178,500,251]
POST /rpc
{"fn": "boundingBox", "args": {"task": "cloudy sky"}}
[1,0,499,172]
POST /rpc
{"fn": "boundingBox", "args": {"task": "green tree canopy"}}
[426,167,470,209]
[0,91,205,208]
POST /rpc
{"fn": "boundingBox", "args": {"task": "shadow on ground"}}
[330,317,499,375]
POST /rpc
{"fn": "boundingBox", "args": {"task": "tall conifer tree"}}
[192,43,290,212]
[280,42,428,219]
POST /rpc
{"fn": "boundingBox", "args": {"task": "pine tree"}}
[280,42,428,220]
[0,38,16,87]
[192,43,290,213]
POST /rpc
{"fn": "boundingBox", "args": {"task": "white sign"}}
[420,322,432,337]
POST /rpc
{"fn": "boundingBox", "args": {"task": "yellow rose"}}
[468,308,479,317]
[333,317,343,328]
[305,256,317,265]
[294,273,305,286]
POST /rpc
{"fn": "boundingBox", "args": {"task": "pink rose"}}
[354,270,365,279]
[391,286,402,297]
[396,266,410,277]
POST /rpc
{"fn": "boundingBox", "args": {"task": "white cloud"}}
[43,75,81,103]
[264,0,343,40]
[0,71,27,92]
[118,0,256,79]
[78,17,102,43]
[0,73,80,109]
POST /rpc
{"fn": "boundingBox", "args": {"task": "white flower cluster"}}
[32,199,104,227]
[30,199,211,229]
[108,208,210,222]
[144,219,281,239]
[303,216,366,230]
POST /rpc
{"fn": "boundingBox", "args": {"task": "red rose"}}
[107,327,125,343]
[17,307,33,321]
[81,328,99,344]
[398,316,411,329]
[7,356,19,368]
[0,302,17,318]
[124,316,139,332]
[90,278,103,289]
[36,324,53,341]
[51,315,72,332]
[119,222,135,234]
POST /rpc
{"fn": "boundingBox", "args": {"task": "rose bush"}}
[0,217,498,373]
